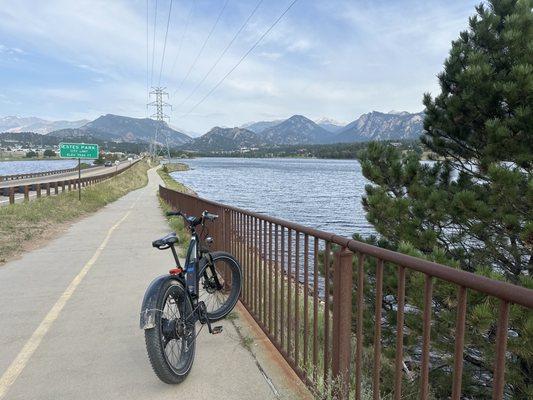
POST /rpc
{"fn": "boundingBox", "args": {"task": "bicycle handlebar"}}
[165,210,218,226]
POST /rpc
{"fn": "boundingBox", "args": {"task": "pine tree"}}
[358,1,532,398]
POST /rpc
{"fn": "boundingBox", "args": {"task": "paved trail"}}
[0,167,303,400]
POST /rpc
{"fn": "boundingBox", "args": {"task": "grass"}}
[0,159,151,264]
[157,162,195,195]
[161,162,189,173]
[157,162,195,257]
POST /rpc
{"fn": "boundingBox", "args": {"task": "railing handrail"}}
[0,164,92,181]
[159,185,533,309]
[2,159,141,204]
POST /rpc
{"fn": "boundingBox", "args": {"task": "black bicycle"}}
[140,210,242,384]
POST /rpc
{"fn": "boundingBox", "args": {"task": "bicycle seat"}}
[152,232,178,249]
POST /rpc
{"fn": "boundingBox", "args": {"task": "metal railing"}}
[1,160,141,205]
[159,185,533,400]
[0,165,88,182]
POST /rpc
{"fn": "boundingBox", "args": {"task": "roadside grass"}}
[161,162,189,173]
[0,159,151,264]
[157,162,195,195]
[157,162,194,257]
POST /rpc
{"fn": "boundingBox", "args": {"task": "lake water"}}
[0,160,79,176]
[169,158,375,239]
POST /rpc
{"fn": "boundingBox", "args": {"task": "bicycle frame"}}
[168,224,217,302]
[140,215,222,331]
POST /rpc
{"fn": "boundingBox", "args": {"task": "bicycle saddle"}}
[152,232,179,249]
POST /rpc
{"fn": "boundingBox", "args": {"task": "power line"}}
[149,0,158,87]
[178,0,299,119]
[173,0,231,96]
[158,0,174,86]
[168,0,196,80]
[174,0,264,112]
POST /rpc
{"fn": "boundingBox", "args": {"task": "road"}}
[0,160,133,189]
[0,167,305,400]
[0,161,136,206]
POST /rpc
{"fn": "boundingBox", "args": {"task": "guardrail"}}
[1,160,140,205]
[0,165,92,182]
[159,185,533,400]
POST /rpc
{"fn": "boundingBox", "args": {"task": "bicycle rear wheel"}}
[144,280,196,384]
[198,251,242,321]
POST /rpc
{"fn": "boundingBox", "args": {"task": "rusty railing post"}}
[332,247,353,399]
[223,207,232,286]
[24,185,29,201]
[36,183,41,198]
[9,186,15,204]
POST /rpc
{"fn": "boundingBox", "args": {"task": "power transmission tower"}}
[148,87,172,159]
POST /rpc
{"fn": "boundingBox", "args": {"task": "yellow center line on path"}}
[0,192,144,399]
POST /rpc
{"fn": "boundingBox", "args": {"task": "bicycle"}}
[140,209,242,384]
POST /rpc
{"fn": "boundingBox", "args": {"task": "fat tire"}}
[199,251,242,321]
[144,280,196,384]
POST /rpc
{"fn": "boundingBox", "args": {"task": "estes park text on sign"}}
[59,143,99,159]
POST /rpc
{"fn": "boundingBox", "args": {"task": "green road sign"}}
[59,143,99,159]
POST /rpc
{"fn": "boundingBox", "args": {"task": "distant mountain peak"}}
[314,117,346,125]
[183,126,264,152]
[261,114,333,145]
[0,115,90,135]
[50,114,192,146]
[335,110,424,142]
[387,110,411,116]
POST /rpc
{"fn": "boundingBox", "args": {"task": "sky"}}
[0,0,479,134]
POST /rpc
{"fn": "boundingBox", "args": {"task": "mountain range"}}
[181,127,268,152]
[335,111,424,142]
[182,112,423,151]
[0,116,89,134]
[314,117,346,133]
[1,110,424,152]
[50,114,191,146]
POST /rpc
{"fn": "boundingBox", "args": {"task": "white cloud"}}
[258,51,283,60]
[0,0,479,132]
[287,39,312,53]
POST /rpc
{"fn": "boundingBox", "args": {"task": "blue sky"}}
[0,0,478,133]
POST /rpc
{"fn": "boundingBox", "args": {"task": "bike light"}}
[169,268,183,275]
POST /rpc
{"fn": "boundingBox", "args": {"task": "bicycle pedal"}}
[211,326,223,335]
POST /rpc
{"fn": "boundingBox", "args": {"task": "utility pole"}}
[147,87,172,160]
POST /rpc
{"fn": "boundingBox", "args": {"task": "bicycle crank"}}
[197,301,223,335]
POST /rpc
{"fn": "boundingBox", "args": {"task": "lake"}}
[0,159,79,176]
[169,157,375,239]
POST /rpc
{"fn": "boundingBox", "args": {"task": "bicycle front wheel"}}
[198,251,242,321]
